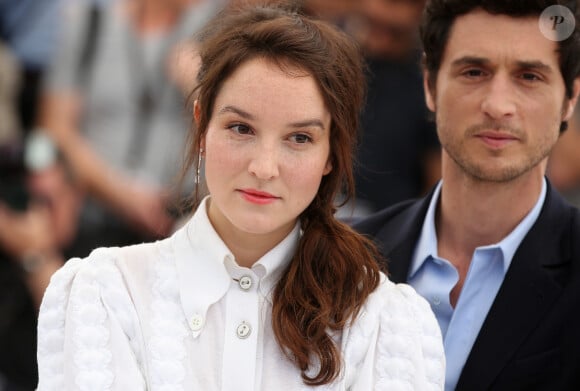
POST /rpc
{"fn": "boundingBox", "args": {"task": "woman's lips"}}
[238,189,280,205]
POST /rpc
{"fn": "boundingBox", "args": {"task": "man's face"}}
[426,9,580,183]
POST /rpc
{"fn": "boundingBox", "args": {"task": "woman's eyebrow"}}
[218,105,327,131]
[217,105,255,120]
[289,119,326,130]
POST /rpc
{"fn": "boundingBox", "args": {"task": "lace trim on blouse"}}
[148,245,189,390]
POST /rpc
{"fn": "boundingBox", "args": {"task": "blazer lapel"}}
[375,193,433,283]
[456,185,573,390]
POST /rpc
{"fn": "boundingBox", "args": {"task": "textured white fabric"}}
[37,199,444,390]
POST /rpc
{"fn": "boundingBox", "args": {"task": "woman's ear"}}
[194,99,201,125]
[323,159,332,175]
[194,100,206,153]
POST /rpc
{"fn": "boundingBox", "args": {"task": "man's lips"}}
[475,131,519,148]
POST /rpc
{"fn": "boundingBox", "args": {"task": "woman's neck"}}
[206,200,297,268]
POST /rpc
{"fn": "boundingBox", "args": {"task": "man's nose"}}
[480,73,517,120]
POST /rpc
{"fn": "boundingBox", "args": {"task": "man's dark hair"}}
[421,0,580,98]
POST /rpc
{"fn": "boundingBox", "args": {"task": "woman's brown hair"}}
[182,2,381,385]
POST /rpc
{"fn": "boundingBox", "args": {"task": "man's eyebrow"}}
[451,56,554,73]
[451,56,490,68]
[515,60,553,73]
[217,105,255,120]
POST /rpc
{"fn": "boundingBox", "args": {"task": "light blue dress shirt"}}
[408,179,547,391]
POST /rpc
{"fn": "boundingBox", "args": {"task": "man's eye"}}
[464,69,484,77]
[289,133,312,144]
[521,73,541,81]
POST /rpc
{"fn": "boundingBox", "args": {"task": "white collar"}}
[171,196,300,337]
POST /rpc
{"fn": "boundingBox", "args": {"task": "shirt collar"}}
[410,178,547,278]
[410,181,443,278]
[486,178,546,272]
[252,222,301,303]
[172,196,300,335]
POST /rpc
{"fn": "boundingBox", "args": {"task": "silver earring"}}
[196,149,203,184]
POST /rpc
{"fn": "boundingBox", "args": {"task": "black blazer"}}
[354,182,580,390]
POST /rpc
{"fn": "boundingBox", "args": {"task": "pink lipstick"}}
[238,189,280,205]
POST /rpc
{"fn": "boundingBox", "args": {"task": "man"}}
[355,0,580,390]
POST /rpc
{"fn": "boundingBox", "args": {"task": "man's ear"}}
[563,77,580,121]
[424,70,436,112]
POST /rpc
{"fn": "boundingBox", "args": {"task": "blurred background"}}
[0,0,579,389]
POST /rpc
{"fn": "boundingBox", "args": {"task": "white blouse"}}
[37,198,444,390]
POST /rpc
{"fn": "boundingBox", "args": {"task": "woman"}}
[37,3,444,390]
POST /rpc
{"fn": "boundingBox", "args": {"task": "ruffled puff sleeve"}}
[36,248,146,391]
[343,277,445,391]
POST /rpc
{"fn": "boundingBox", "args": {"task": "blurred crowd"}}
[0,0,579,389]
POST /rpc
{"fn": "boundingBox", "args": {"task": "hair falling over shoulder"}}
[185,3,382,385]
[272,212,381,385]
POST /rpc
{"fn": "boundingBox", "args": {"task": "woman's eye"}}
[229,124,252,135]
[289,133,312,144]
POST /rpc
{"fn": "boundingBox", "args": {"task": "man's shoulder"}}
[534,184,580,249]
[352,197,425,237]
[563,201,580,253]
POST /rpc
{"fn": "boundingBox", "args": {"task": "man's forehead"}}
[442,10,561,67]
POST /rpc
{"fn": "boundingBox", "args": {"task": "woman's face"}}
[199,57,332,247]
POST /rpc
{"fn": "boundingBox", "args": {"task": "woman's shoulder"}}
[368,274,439,327]
[345,274,440,343]
[65,238,167,272]
[40,239,171,310]
[361,274,442,349]
[37,242,168,390]
[343,274,445,389]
